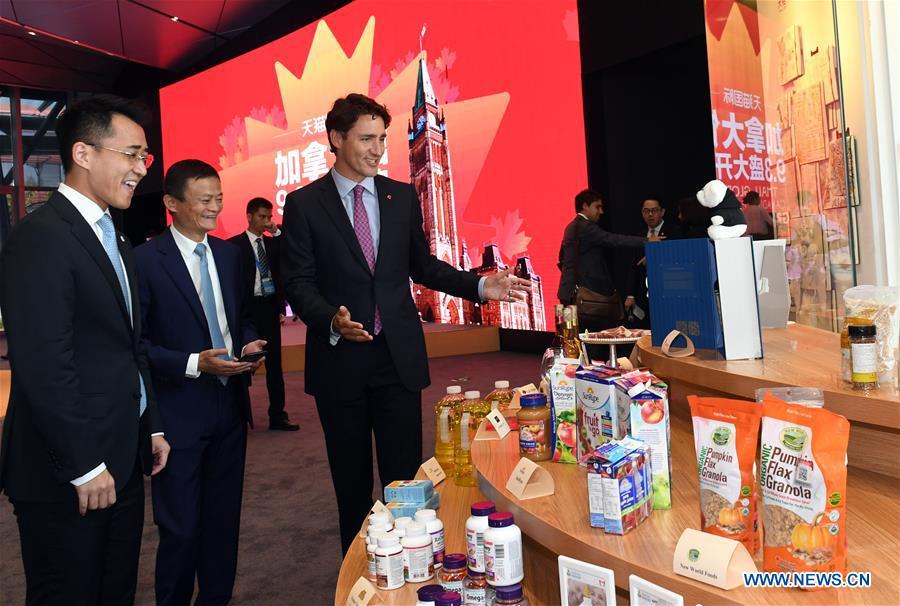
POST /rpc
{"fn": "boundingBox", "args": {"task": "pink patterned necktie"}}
[352,184,381,334]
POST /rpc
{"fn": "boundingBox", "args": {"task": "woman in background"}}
[743,190,774,239]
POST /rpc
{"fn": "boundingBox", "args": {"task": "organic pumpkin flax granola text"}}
[760,395,849,576]
[688,396,761,554]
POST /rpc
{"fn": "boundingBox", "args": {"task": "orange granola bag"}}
[760,395,849,576]
[688,396,762,554]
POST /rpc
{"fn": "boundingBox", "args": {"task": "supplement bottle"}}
[483,512,523,586]
[393,516,413,539]
[415,508,446,568]
[416,584,446,606]
[455,391,486,486]
[435,592,463,606]
[493,583,529,605]
[463,568,493,605]
[516,393,551,461]
[484,381,514,411]
[368,511,393,530]
[402,521,435,582]
[850,324,879,391]
[439,553,468,593]
[465,501,496,572]
[365,529,388,582]
[374,534,405,590]
[435,386,465,472]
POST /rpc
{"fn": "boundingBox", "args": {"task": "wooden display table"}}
[471,415,899,606]
[636,324,900,478]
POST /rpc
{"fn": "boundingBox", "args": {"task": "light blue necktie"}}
[97,214,147,416]
[194,243,228,385]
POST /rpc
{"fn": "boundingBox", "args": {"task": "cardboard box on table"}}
[645,238,763,360]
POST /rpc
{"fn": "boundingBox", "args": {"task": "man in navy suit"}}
[134,159,265,606]
[0,95,170,605]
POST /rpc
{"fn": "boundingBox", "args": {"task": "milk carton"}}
[575,365,627,461]
[548,357,581,463]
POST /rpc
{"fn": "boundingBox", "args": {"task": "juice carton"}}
[548,357,581,463]
[617,374,672,510]
[587,436,652,535]
[575,365,625,461]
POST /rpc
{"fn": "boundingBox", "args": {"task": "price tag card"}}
[416,457,447,486]
[370,500,390,516]
[345,576,382,606]
[671,528,757,590]
[510,383,538,409]
[486,409,511,439]
[629,574,684,606]
[505,456,554,500]
[475,412,513,441]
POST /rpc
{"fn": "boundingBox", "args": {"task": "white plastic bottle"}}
[402,521,435,582]
[415,508,446,569]
[393,516,413,539]
[465,501,496,572]
[375,534,405,590]
[483,512,523,586]
[368,511,393,531]
[366,529,388,582]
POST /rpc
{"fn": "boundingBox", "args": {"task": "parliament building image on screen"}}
[160,0,587,330]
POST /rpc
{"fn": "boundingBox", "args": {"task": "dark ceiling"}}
[0,0,294,90]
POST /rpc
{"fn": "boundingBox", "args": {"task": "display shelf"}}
[636,324,900,429]
[471,414,900,606]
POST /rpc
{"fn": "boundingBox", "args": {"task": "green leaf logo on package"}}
[711,426,732,446]
[779,427,807,452]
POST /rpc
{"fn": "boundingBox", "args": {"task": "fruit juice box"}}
[617,375,672,510]
[548,357,581,464]
[575,365,625,461]
[386,492,441,518]
[588,437,651,535]
[384,479,434,504]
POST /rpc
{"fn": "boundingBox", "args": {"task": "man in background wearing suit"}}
[0,95,170,605]
[557,190,654,357]
[281,94,529,553]
[625,198,675,327]
[135,160,265,606]
[228,198,298,431]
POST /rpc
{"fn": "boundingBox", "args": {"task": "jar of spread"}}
[517,394,551,461]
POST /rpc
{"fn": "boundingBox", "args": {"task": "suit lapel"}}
[374,176,393,276]
[50,194,132,328]
[157,229,207,330]
[318,176,372,275]
[209,238,238,353]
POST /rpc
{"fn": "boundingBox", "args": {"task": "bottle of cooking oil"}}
[484,380,514,412]
[434,385,465,473]
[454,390,487,486]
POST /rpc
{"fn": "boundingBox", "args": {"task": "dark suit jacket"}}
[629,220,679,310]
[557,215,646,303]
[227,231,285,313]
[134,229,257,447]
[281,173,480,398]
[0,192,161,502]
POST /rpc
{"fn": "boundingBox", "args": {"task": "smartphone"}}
[239,350,267,363]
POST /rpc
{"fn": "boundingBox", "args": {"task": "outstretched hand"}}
[332,306,373,342]
[482,268,532,303]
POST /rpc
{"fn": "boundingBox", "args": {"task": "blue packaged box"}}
[384,479,434,504]
[386,492,440,518]
[645,239,724,353]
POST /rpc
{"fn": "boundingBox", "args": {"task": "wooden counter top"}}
[636,324,900,430]
[472,415,900,606]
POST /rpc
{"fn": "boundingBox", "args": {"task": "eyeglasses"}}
[641,208,663,214]
[89,144,154,169]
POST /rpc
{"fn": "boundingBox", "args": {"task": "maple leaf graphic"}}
[489,210,531,259]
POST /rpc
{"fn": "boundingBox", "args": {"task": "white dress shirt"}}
[647,220,665,239]
[328,169,485,344]
[245,229,279,296]
[57,183,162,487]
[169,226,235,377]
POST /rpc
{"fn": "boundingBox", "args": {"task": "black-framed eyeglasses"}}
[88,144,154,169]
[641,208,663,214]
